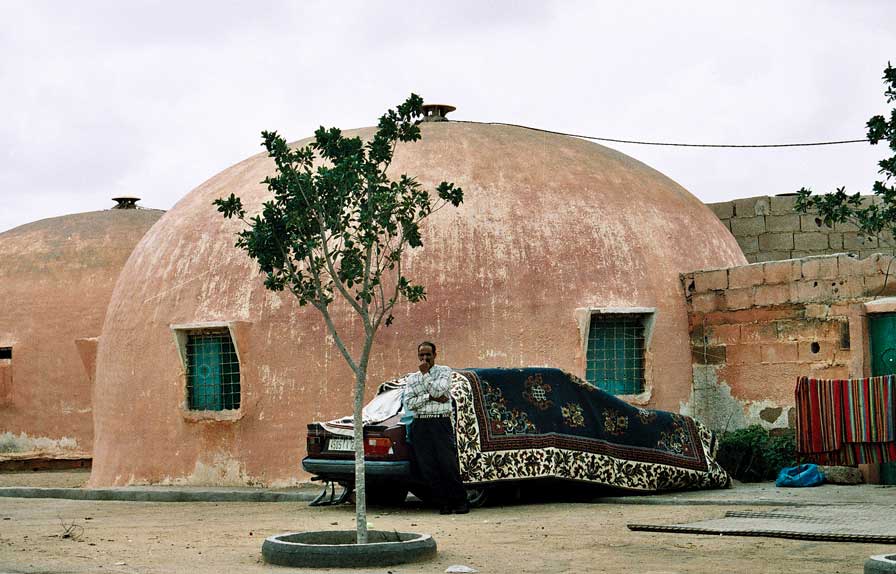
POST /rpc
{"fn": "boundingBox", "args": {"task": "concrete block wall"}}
[708,195,893,263]
[681,253,896,432]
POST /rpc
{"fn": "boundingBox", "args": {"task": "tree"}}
[796,63,896,251]
[214,95,463,544]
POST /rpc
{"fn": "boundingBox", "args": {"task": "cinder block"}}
[728,264,765,289]
[776,318,815,341]
[859,248,886,260]
[764,260,801,284]
[761,342,799,363]
[804,303,832,319]
[765,214,801,233]
[843,232,877,250]
[725,287,754,310]
[753,251,792,263]
[873,254,896,274]
[731,216,767,236]
[794,232,830,251]
[694,269,728,292]
[754,284,790,306]
[833,219,860,232]
[707,201,734,219]
[740,322,779,343]
[801,256,839,280]
[830,276,864,299]
[727,343,762,365]
[736,235,760,254]
[829,302,858,316]
[828,233,844,250]
[863,274,891,297]
[691,292,723,313]
[734,197,761,218]
[837,254,863,276]
[691,344,727,365]
[759,232,795,251]
[798,340,835,362]
[753,197,771,216]
[859,195,882,208]
[770,195,800,214]
[794,279,834,302]
[707,324,741,345]
[800,214,826,232]
[810,365,850,379]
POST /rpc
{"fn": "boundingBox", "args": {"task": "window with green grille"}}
[585,314,646,395]
[186,331,240,411]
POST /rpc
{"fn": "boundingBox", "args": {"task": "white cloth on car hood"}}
[319,376,409,437]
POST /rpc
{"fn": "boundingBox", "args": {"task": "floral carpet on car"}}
[449,368,730,492]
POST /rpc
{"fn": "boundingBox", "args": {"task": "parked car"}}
[303,367,730,507]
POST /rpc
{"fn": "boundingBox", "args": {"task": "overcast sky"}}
[1,1,893,232]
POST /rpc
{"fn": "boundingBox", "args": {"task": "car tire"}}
[465,486,490,508]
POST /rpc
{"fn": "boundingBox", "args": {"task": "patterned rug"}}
[450,368,730,492]
[628,505,896,543]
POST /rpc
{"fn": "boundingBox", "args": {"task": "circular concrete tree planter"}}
[261,530,436,568]
[866,554,896,574]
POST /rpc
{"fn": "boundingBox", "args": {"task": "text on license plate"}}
[328,438,354,451]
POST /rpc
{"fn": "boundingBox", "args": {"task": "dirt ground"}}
[0,472,891,574]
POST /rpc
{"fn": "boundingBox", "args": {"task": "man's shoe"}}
[439,506,453,515]
[453,504,470,515]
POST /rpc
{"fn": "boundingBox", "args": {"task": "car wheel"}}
[465,486,490,508]
[366,484,410,506]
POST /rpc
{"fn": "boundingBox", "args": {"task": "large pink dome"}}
[90,122,746,486]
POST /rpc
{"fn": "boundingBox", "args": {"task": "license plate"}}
[328,438,354,451]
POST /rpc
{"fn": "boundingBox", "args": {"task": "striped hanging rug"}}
[795,375,896,465]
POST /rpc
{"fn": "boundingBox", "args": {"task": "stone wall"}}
[681,253,896,432]
[707,195,892,263]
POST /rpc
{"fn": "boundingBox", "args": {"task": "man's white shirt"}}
[403,365,453,416]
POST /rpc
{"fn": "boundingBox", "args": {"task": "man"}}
[403,341,469,514]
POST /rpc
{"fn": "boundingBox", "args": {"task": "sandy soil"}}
[0,489,890,574]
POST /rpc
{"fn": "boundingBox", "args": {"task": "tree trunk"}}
[352,368,368,544]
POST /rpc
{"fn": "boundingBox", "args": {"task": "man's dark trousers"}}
[410,417,467,509]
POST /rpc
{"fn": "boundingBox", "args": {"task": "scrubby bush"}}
[716,425,797,482]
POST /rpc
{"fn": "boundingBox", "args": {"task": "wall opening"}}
[585,313,649,395]
[175,329,241,411]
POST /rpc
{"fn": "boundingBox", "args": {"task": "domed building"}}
[89,116,746,486]
[0,204,164,459]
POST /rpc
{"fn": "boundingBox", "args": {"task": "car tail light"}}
[364,437,393,456]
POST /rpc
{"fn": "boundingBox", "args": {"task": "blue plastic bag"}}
[775,464,825,487]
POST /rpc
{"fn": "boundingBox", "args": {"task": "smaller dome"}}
[0,208,164,457]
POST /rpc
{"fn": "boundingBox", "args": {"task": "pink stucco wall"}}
[90,123,745,486]
[0,210,163,455]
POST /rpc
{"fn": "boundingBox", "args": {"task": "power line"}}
[457,120,869,148]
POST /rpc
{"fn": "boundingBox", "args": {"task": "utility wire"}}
[457,120,869,148]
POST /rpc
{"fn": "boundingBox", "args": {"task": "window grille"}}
[185,331,240,411]
[585,314,646,395]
